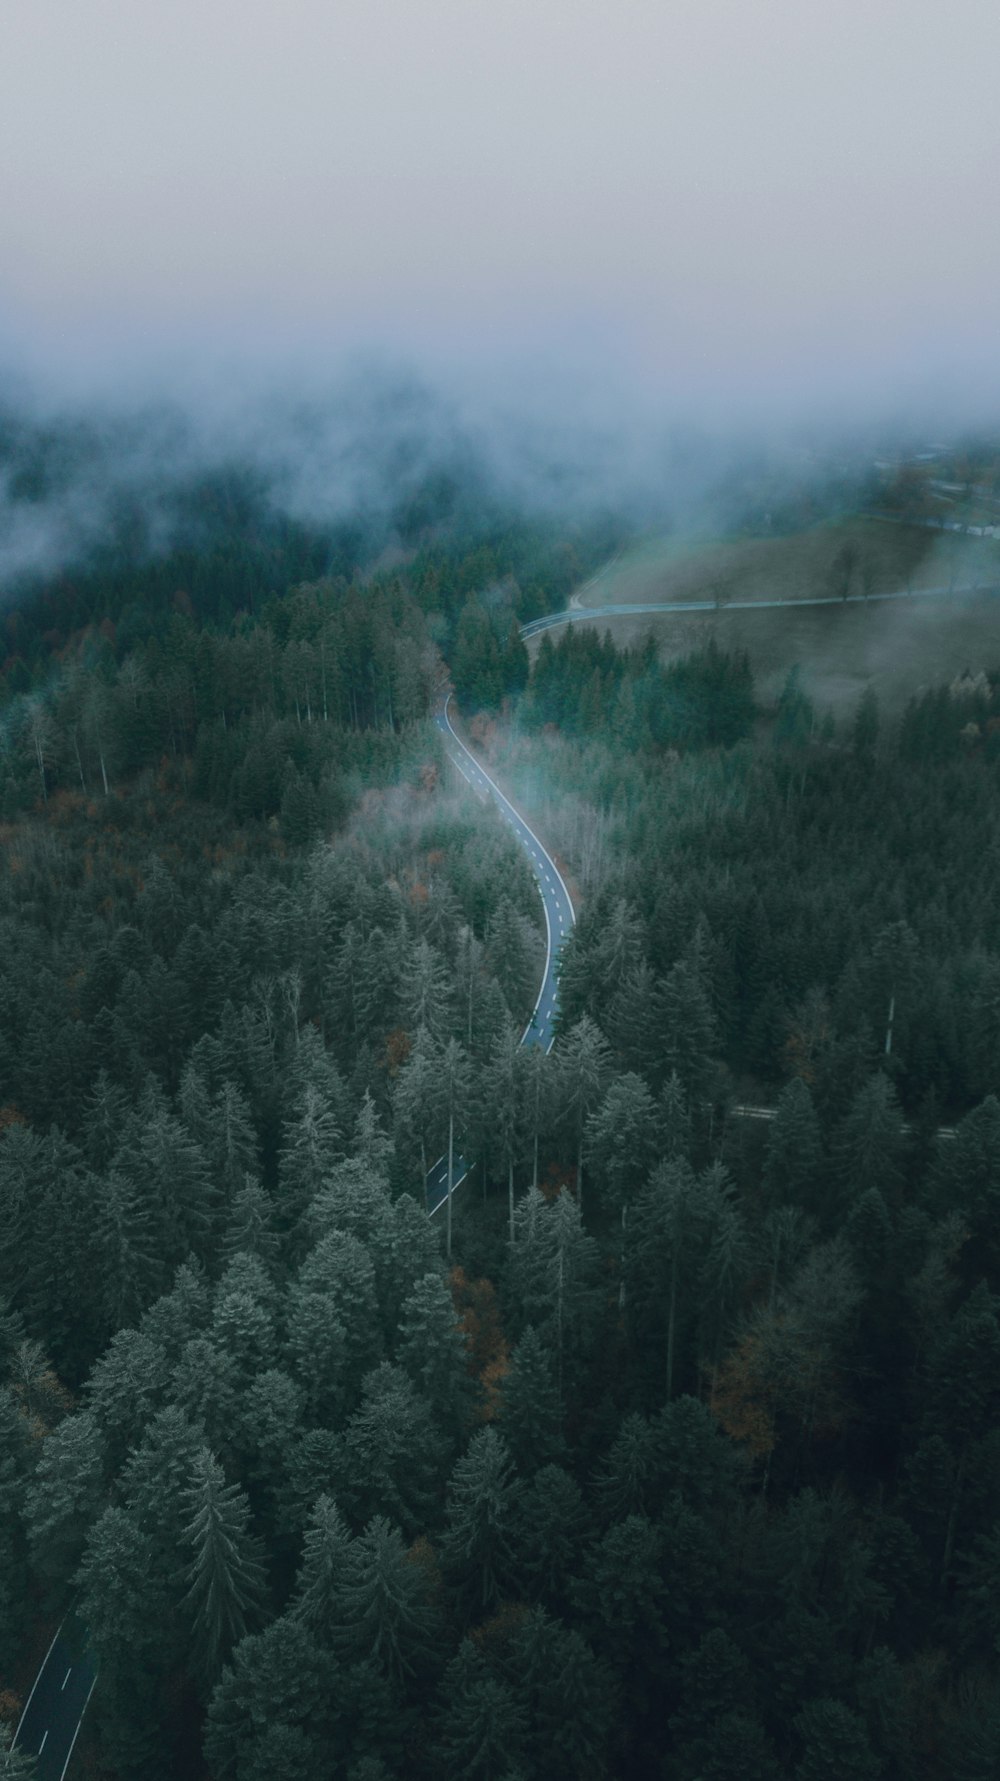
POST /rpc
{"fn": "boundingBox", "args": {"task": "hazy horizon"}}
[2,0,999,430]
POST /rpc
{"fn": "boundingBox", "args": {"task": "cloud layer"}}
[2,0,998,416]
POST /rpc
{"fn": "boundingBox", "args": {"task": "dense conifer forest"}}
[2,417,1000,1780]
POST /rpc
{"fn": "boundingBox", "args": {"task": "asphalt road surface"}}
[425,693,576,1215]
[13,1613,97,1780]
[520,578,1000,638]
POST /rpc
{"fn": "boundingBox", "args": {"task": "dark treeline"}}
[492,655,1000,1119]
[0,397,625,692]
[3,427,1000,1778]
[520,626,756,749]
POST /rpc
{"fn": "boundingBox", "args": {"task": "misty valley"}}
[2,399,1000,1781]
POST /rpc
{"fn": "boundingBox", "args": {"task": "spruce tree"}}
[292,1494,355,1638]
[180,1447,268,1687]
[498,1325,565,1472]
[442,1428,520,1614]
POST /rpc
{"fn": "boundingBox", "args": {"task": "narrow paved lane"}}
[13,1613,96,1781]
[520,578,1000,637]
[425,693,576,1215]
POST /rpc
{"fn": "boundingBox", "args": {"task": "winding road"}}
[424,692,576,1215]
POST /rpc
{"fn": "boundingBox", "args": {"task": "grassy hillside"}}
[557,519,1000,710]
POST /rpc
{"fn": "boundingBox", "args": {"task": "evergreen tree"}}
[442,1428,520,1615]
[292,1494,355,1638]
[26,1409,107,1595]
[762,1077,824,1212]
[180,1447,268,1688]
[435,1640,528,1778]
[555,1016,611,1214]
[333,1515,439,1681]
[498,1325,565,1472]
[0,1723,38,1779]
[396,1271,471,1436]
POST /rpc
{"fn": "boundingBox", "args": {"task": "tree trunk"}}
[666,1248,678,1400]
[556,1245,565,1400]
[446,1108,455,1261]
[34,736,47,804]
[72,729,88,795]
[941,1441,968,1591]
[508,1156,515,1244]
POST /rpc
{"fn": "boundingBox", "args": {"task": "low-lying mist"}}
[1,343,977,604]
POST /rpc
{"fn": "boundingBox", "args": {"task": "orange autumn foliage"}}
[384,1028,412,1075]
[450,1267,510,1419]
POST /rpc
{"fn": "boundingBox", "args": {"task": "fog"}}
[2,0,999,589]
[2,0,999,421]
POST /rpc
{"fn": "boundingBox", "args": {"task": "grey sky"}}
[2,0,998,415]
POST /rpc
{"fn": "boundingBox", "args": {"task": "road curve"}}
[424,692,576,1215]
[520,578,1000,638]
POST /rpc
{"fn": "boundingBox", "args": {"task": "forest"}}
[2,424,1000,1781]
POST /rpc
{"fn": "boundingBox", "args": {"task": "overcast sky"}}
[2,0,998,419]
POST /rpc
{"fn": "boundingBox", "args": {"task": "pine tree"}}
[26,1409,106,1593]
[593,1412,660,1521]
[401,939,453,1044]
[0,1722,38,1779]
[351,1091,395,1178]
[180,1447,268,1688]
[277,1085,344,1226]
[513,1463,590,1606]
[507,1606,614,1781]
[442,1428,520,1614]
[628,1158,699,1400]
[555,1016,611,1214]
[221,1177,280,1271]
[334,1515,439,1681]
[498,1325,565,1472]
[396,1271,471,1436]
[292,1493,355,1637]
[0,1388,31,1668]
[509,1187,599,1393]
[435,1640,528,1778]
[762,1077,823,1212]
[392,1026,444,1189]
[834,1073,905,1214]
[92,1168,164,1331]
[483,1020,526,1243]
[440,1038,472,1260]
[337,1364,443,1536]
[286,1232,381,1419]
[793,1697,880,1781]
[654,955,719,1099]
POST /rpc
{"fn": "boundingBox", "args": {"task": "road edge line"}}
[12,1619,65,1748]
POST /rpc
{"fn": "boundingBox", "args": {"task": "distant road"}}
[425,693,576,1215]
[12,1613,96,1781]
[520,577,1000,638]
